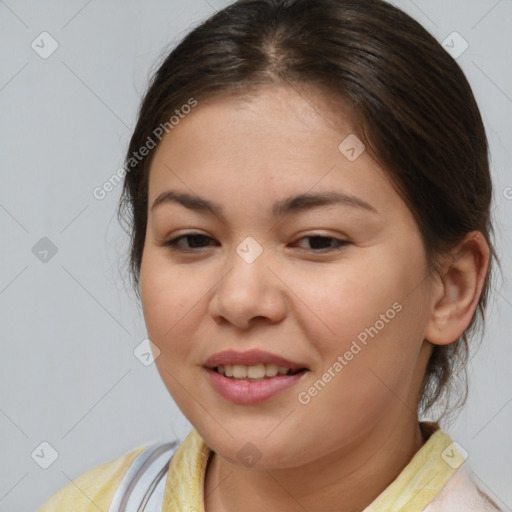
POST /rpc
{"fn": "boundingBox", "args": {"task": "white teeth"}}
[265,364,279,377]
[232,365,247,378]
[247,364,266,379]
[215,363,296,380]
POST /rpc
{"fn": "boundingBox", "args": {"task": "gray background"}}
[0,0,511,510]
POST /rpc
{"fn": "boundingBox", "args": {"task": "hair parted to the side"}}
[117,0,499,424]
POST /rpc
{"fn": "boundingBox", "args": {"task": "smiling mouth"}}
[213,363,307,381]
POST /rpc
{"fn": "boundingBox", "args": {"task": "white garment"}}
[424,463,502,511]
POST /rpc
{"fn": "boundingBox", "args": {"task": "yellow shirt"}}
[39,421,500,511]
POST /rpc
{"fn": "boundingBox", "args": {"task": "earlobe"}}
[424,232,490,346]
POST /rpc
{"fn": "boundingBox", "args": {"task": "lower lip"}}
[205,368,308,405]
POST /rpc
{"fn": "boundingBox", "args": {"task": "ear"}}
[424,231,490,346]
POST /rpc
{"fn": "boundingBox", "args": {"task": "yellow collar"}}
[163,422,462,511]
[163,427,210,511]
[363,422,463,510]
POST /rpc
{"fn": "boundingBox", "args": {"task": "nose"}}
[209,241,287,330]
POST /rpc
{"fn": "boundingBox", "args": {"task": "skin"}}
[139,84,490,512]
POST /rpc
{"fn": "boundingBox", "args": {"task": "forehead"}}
[146,84,403,221]
[192,83,359,141]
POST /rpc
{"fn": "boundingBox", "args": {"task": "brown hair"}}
[117,0,498,422]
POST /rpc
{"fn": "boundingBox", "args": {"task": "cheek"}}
[293,252,414,352]
[293,243,428,397]
[139,248,196,351]
[139,250,206,412]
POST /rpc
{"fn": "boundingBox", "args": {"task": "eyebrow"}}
[151,189,378,218]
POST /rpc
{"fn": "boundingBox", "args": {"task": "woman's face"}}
[140,85,434,468]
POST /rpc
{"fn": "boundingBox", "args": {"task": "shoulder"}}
[38,445,149,512]
[424,462,502,512]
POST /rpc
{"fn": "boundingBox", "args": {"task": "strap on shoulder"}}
[108,439,179,512]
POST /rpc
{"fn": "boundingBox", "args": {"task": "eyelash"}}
[161,233,349,253]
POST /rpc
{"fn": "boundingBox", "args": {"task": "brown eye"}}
[164,234,218,250]
[291,236,348,251]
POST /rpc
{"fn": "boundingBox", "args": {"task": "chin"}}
[206,433,315,471]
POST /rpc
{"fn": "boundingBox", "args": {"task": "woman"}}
[40,0,502,510]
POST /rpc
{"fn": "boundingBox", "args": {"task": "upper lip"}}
[204,349,308,370]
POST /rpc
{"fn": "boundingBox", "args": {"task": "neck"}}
[204,415,428,512]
